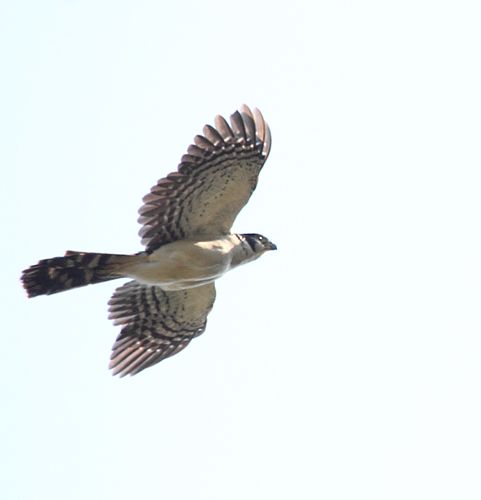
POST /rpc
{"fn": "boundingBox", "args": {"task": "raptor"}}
[21,105,276,376]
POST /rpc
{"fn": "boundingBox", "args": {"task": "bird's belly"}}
[133,262,226,290]
[124,241,232,290]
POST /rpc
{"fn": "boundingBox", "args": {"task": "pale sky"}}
[2,1,481,499]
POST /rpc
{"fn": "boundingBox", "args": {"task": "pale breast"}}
[123,239,235,289]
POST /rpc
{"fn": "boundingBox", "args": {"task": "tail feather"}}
[21,251,131,297]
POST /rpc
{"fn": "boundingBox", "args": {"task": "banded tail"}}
[21,251,133,297]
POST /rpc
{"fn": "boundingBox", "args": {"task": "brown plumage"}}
[21,105,275,376]
[21,251,130,297]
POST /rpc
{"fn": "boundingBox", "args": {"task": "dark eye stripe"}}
[245,235,257,251]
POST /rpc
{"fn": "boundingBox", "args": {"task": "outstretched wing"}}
[108,281,216,376]
[138,105,271,253]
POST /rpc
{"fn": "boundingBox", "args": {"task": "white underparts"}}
[120,235,260,291]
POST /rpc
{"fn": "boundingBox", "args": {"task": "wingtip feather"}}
[214,115,235,141]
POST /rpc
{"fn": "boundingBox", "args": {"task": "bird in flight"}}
[21,105,276,376]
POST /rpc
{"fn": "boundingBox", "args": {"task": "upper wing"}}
[138,105,271,252]
[108,281,216,376]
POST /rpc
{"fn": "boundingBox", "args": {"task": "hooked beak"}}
[268,241,277,251]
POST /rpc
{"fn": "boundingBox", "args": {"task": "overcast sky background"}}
[2,1,481,499]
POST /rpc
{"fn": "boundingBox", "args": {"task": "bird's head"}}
[242,233,277,254]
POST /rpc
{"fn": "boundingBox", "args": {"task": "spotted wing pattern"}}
[108,281,216,376]
[138,105,271,252]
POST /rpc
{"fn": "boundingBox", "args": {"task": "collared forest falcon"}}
[21,105,276,376]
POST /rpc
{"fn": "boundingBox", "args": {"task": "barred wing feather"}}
[108,281,216,376]
[138,105,271,252]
